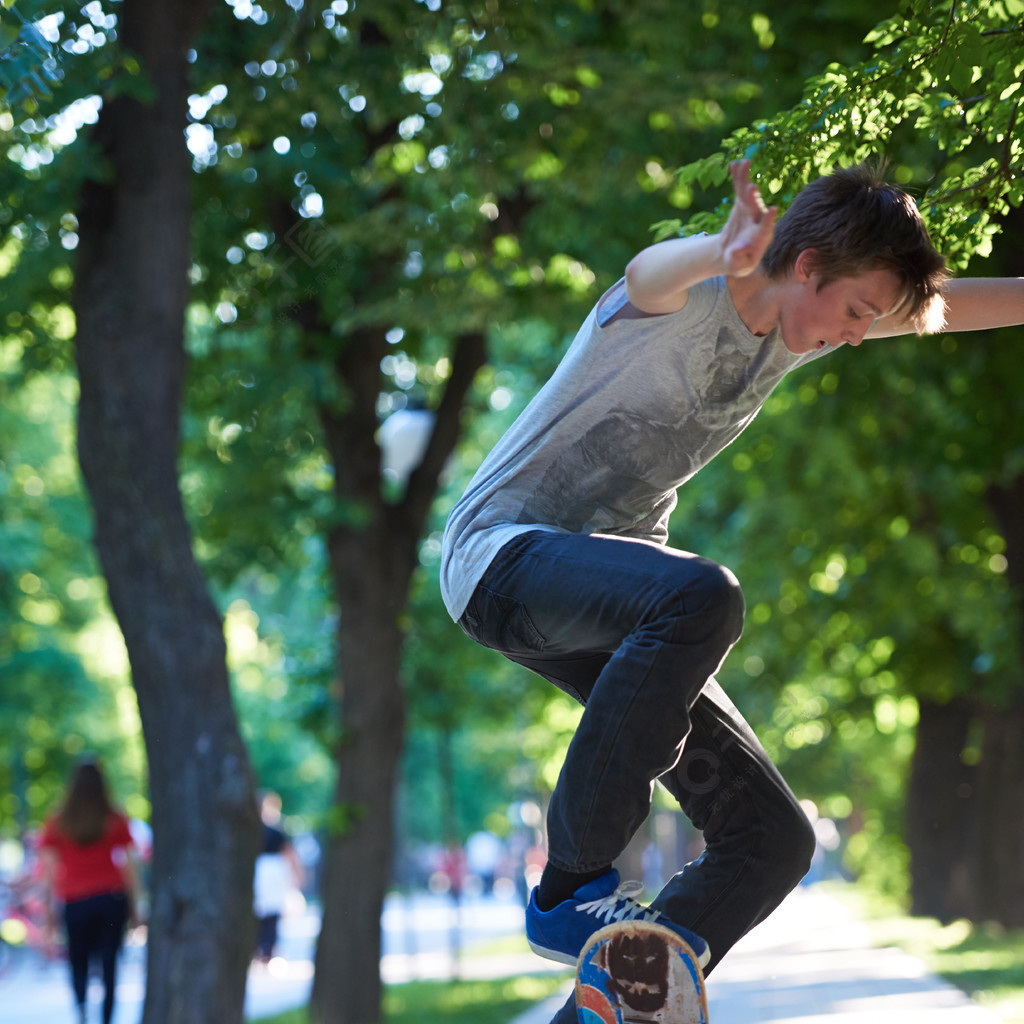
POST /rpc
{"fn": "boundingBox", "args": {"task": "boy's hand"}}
[719,160,777,277]
[623,159,777,313]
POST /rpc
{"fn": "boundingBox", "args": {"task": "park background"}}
[1,0,1023,1022]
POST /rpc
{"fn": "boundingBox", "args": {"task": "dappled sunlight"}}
[2,2,1023,1022]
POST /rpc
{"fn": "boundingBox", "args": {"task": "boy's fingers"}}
[740,182,770,219]
[729,158,751,192]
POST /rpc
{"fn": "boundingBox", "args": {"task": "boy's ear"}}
[794,248,820,282]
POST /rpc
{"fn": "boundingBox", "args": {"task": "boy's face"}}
[779,253,902,355]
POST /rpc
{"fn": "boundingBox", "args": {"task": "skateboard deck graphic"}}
[575,920,710,1024]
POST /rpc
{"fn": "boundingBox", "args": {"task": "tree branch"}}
[397,330,487,540]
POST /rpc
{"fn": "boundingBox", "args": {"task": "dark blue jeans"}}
[458,531,814,1020]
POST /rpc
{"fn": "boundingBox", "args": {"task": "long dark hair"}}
[56,761,114,845]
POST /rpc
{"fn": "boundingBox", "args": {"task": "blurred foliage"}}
[0,360,146,832]
[669,0,1024,268]
[1,1,1021,909]
[0,1,62,110]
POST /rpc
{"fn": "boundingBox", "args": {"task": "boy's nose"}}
[845,324,870,347]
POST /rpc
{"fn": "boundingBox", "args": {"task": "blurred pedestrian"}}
[253,792,304,964]
[38,759,141,1024]
[465,831,503,894]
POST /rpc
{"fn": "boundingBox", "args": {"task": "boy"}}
[440,160,1023,1022]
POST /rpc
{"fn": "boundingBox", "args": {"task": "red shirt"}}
[39,812,135,903]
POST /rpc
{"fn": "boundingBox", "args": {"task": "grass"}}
[250,973,571,1024]
[249,909,572,1024]
[823,882,1024,1024]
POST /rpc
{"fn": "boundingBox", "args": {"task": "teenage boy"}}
[440,160,1023,1021]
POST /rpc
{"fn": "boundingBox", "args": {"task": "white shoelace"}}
[575,878,665,927]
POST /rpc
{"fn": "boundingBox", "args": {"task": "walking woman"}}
[39,759,141,1024]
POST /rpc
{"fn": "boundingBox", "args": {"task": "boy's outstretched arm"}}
[625,160,778,315]
[868,277,1024,338]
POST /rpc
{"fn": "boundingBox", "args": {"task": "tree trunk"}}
[971,698,1024,925]
[312,528,407,1024]
[309,326,486,1024]
[73,2,260,1022]
[906,470,1024,929]
[975,473,1024,926]
[906,697,978,922]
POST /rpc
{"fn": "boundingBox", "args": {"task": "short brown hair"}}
[761,163,949,333]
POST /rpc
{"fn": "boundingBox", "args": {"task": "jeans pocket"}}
[459,585,546,654]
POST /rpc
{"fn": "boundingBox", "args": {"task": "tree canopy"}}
[2,1,1023,1020]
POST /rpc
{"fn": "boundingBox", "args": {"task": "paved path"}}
[0,891,539,1023]
[512,885,1007,1024]
[3,886,1006,1023]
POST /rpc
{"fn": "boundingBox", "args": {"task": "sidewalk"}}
[512,884,1008,1024]
[3,885,1007,1023]
[0,891,541,1023]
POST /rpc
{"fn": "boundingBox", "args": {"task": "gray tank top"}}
[440,275,827,620]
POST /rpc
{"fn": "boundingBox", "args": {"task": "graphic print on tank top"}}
[516,323,788,538]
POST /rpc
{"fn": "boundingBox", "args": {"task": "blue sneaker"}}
[525,869,710,969]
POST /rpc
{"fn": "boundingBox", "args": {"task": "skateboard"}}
[575,920,710,1024]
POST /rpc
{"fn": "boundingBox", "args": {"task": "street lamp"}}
[377,407,435,487]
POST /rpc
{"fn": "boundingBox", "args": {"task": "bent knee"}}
[682,558,746,640]
[773,802,817,888]
[637,557,746,665]
[700,559,744,613]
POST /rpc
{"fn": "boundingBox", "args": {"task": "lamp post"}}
[377,407,435,488]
